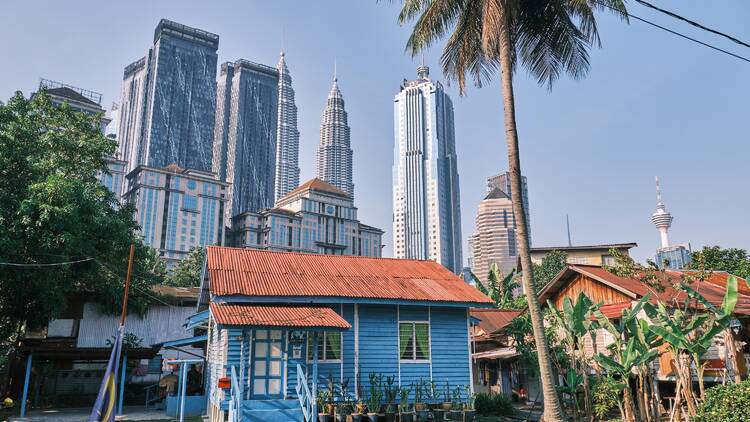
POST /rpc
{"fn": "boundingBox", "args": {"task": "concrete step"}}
[243,399,304,422]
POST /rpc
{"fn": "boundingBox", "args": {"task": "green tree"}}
[395,1,628,418]
[166,247,206,287]
[532,250,568,293]
[688,245,750,279]
[474,265,525,309]
[0,91,163,357]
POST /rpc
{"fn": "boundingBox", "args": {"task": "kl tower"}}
[650,177,673,248]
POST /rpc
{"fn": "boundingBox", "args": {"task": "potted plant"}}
[336,379,352,422]
[462,386,476,422]
[352,400,365,422]
[442,380,453,412]
[426,380,442,420]
[383,376,398,422]
[317,390,332,422]
[449,386,463,421]
[326,373,337,416]
[413,380,428,422]
[399,386,413,422]
[367,373,383,422]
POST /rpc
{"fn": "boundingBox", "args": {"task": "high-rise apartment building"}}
[123,164,228,268]
[213,60,279,225]
[232,178,382,256]
[392,65,462,273]
[469,187,518,283]
[35,79,125,196]
[487,171,530,240]
[316,76,354,199]
[117,19,219,175]
[274,52,301,202]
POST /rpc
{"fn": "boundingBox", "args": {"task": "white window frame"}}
[307,331,342,363]
[398,320,431,364]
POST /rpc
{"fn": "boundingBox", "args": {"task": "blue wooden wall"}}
[215,303,471,404]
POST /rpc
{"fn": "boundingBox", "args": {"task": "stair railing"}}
[295,363,314,421]
[228,366,242,422]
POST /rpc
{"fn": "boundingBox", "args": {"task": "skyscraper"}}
[274,52,301,202]
[651,177,691,269]
[316,75,354,199]
[469,187,518,284]
[117,19,219,175]
[487,171,530,239]
[213,60,279,225]
[392,65,462,273]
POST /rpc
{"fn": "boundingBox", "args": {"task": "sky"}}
[2,0,749,264]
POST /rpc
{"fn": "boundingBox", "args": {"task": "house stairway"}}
[243,399,304,422]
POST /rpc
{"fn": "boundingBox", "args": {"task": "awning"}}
[210,304,351,330]
[152,334,208,348]
[472,347,518,360]
[185,309,209,329]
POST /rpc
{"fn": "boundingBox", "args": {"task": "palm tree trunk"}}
[497,15,565,422]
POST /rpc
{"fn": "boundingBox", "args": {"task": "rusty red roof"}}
[470,309,522,335]
[210,304,351,329]
[206,246,493,306]
[540,265,750,316]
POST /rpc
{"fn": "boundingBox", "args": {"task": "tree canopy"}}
[0,91,163,348]
[688,245,750,280]
[532,250,568,292]
[165,247,205,287]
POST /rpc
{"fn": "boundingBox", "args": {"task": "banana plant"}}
[547,292,601,420]
[593,295,662,422]
[643,275,739,415]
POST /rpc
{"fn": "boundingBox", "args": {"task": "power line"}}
[0,257,94,267]
[635,0,750,49]
[592,0,750,64]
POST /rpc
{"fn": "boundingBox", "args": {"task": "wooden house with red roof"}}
[200,246,493,422]
[538,264,750,385]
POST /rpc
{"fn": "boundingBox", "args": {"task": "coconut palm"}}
[395,1,627,420]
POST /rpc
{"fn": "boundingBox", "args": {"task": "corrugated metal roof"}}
[207,246,493,305]
[470,309,522,335]
[541,265,750,316]
[210,304,351,329]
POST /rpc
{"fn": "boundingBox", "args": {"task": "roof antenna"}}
[281,27,285,54]
[334,57,337,82]
[566,214,572,247]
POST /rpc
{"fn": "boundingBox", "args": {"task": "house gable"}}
[551,273,634,309]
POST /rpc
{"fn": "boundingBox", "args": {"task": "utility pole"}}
[120,243,135,325]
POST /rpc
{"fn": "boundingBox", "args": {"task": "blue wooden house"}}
[200,246,492,422]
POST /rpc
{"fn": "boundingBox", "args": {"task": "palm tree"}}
[395,1,627,420]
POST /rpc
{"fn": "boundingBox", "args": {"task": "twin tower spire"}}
[280,52,354,201]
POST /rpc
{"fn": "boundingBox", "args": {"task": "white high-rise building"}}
[316,75,354,199]
[392,65,462,273]
[487,171,530,240]
[274,52,301,202]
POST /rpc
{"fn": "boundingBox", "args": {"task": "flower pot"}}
[442,402,453,411]
[416,409,429,422]
[367,413,379,422]
[463,410,475,422]
[336,414,347,422]
[433,409,444,421]
[399,412,413,422]
[385,411,396,422]
[319,414,333,422]
[450,410,462,421]
[351,414,363,422]
[414,403,427,412]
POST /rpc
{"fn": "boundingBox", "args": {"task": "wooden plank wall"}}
[553,274,631,309]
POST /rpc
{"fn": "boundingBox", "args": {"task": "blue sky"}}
[2,0,748,263]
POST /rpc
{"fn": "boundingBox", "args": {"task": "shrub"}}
[474,393,514,416]
[592,376,624,420]
[694,379,750,422]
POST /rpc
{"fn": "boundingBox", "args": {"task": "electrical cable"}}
[0,257,94,267]
[635,0,750,49]
[591,0,750,64]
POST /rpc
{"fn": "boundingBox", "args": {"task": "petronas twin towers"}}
[316,76,354,199]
